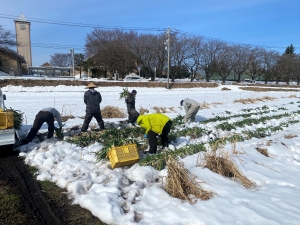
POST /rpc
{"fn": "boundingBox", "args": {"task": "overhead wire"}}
[0,13,165,32]
[1,13,296,52]
[19,41,166,52]
[173,29,298,50]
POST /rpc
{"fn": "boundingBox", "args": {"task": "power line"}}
[173,29,299,50]
[19,41,167,52]
[3,13,297,52]
[0,13,164,32]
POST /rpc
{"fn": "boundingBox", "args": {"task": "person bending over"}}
[180,98,200,124]
[137,113,172,154]
[24,107,62,143]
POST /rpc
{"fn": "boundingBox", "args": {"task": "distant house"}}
[41,62,52,67]
[0,47,26,76]
[28,62,72,77]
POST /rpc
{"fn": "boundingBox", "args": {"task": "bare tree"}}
[50,53,72,67]
[0,25,20,69]
[85,29,139,78]
[154,34,168,79]
[215,43,236,84]
[130,33,165,80]
[262,50,280,84]
[246,47,265,81]
[74,53,85,78]
[199,40,223,82]
[0,25,16,49]
[183,36,203,82]
[169,33,190,82]
[277,54,296,85]
[294,55,300,85]
[232,44,251,82]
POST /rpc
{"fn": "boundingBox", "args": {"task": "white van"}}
[123,74,143,82]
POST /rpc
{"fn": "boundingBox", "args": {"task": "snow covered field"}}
[2,83,300,225]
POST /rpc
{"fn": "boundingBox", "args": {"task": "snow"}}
[0,71,10,76]
[2,82,300,224]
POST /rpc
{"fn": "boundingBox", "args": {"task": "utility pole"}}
[70,48,75,78]
[165,28,170,89]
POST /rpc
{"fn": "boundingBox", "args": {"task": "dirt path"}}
[0,150,106,225]
[0,152,61,225]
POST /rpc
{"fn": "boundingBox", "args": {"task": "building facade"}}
[0,47,26,76]
[28,62,72,77]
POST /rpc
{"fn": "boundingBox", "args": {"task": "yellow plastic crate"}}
[107,144,140,169]
[0,112,14,129]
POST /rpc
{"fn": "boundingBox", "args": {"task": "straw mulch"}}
[61,115,75,122]
[284,94,297,98]
[211,102,223,107]
[233,96,277,104]
[153,106,166,113]
[284,133,297,139]
[221,87,231,91]
[152,106,176,113]
[200,101,210,109]
[165,156,214,203]
[239,86,300,92]
[140,107,149,115]
[255,147,269,157]
[101,106,126,118]
[201,154,255,189]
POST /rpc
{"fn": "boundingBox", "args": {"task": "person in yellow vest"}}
[137,113,172,154]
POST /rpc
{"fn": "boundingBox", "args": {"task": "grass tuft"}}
[0,180,27,224]
[221,87,231,91]
[255,147,269,157]
[164,156,214,203]
[101,106,126,118]
[198,151,256,189]
[284,133,297,139]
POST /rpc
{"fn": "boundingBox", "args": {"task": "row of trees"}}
[1,23,298,84]
[50,52,85,77]
[81,29,299,84]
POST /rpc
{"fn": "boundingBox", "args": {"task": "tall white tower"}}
[14,13,32,67]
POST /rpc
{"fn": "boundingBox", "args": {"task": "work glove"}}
[144,134,148,139]
[54,127,59,131]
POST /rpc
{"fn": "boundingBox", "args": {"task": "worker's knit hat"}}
[131,90,137,94]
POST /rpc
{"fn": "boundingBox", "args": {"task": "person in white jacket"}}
[24,107,63,143]
[180,98,200,124]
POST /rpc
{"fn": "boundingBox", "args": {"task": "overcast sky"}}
[1,0,299,66]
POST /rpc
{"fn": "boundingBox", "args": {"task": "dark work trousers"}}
[148,120,172,154]
[128,109,140,124]
[26,111,54,142]
[81,112,105,132]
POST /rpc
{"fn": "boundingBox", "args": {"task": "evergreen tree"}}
[284,44,295,55]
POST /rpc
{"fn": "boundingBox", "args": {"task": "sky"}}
[1,78,300,224]
[1,0,300,66]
